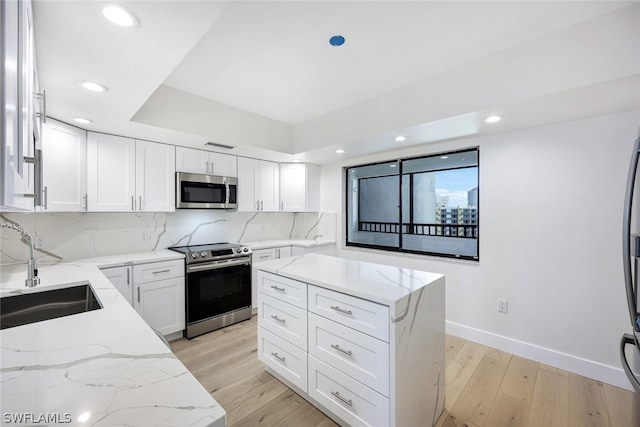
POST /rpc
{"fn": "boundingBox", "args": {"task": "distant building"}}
[468,187,478,207]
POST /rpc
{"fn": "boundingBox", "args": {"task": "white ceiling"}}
[33,1,640,164]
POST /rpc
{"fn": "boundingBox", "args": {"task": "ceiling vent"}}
[205,142,235,150]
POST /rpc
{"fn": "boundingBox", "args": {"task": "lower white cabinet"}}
[133,277,185,336]
[251,245,293,312]
[100,265,132,305]
[101,259,185,337]
[256,270,391,427]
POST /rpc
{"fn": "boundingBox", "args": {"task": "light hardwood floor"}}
[171,316,634,427]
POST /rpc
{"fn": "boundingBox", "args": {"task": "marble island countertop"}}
[0,251,226,427]
[253,253,444,306]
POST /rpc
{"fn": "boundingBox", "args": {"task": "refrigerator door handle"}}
[620,334,640,393]
[622,135,640,330]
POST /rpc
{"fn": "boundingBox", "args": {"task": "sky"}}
[435,167,478,208]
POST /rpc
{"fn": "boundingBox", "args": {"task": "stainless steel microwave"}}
[176,172,237,209]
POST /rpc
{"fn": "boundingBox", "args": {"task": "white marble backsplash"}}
[0,211,336,264]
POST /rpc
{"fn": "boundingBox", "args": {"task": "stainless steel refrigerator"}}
[621,129,640,423]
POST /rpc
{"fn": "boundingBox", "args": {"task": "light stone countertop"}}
[253,253,444,306]
[0,250,226,427]
[243,239,335,250]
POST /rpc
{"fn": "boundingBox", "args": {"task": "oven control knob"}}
[243,247,249,252]
[191,253,198,259]
[200,251,207,258]
[236,248,242,253]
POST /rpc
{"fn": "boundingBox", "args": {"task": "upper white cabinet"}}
[41,119,87,212]
[237,157,279,211]
[87,132,175,212]
[176,147,237,177]
[136,140,175,212]
[280,163,320,212]
[87,133,136,212]
[0,0,39,211]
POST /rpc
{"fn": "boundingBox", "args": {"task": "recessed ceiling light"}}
[390,164,397,168]
[293,159,301,163]
[100,4,139,28]
[73,117,93,124]
[77,81,108,92]
[395,135,407,142]
[440,156,449,159]
[336,149,345,154]
[485,115,502,123]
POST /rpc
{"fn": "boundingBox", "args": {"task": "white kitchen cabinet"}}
[1,0,38,211]
[87,132,136,211]
[279,163,320,212]
[251,245,293,312]
[176,146,237,177]
[41,119,87,212]
[132,260,185,336]
[237,157,279,211]
[135,140,175,212]
[100,265,132,305]
[87,133,175,212]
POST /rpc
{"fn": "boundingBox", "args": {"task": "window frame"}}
[344,147,480,261]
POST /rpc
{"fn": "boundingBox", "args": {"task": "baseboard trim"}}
[446,321,634,392]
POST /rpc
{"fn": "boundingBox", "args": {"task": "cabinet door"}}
[276,246,292,259]
[237,157,258,211]
[87,132,135,211]
[210,152,237,177]
[133,276,185,336]
[253,248,276,263]
[135,140,175,212]
[101,265,133,305]
[41,120,87,212]
[175,146,208,174]
[280,163,306,212]
[258,160,280,211]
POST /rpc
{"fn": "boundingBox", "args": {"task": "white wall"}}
[321,110,640,390]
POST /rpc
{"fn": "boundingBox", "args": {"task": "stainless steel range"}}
[169,243,252,339]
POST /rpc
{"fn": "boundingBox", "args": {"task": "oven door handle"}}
[187,258,251,273]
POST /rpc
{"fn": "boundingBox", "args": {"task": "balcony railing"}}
[358,221,478,238]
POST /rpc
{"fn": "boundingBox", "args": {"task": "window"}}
[346,148,479,260]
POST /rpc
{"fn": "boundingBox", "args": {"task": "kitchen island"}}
[254,253,445,427]
[0,251,225,427]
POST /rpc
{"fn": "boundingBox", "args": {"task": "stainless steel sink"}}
[0,282,102,330]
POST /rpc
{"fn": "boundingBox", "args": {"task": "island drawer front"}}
[258,271,307,309]
[258,327,307,392]
[308,355,389,427]
[258,292,308,350]
[308,285,389,342]
[308,313,389,397]
[133,260,184,284]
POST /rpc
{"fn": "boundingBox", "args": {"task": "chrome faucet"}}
[0,221,40,287]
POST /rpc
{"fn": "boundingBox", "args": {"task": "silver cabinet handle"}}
[270,285,285,292]
[152,269,171,275]
[259,254,271,259]
[126,268,130,285]
[131,195,135,211]
[331,391,353,407]
[35,91,46,123]
[330,305,352,315]
[270,315,286,324]
[83,194,87,211]
[271,352,286,362]
[137,287,141,303]
[138,196,142,211]
[205,161,210,174]
[43,186,48,210]
[256,200,260,211]
[260,200,264,211]
[330,344,353,356]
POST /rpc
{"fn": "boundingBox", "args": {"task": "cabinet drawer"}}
[309,313,389,397]
[133,259,184,283]
[308,285,389,342]
[258,327,307,392]
[253,248,276,263]
[258,271,307,309]
[308,355,389,427]
[258,292,307,350]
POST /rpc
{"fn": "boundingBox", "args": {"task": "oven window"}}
[186,263,251,324]
[181,182,225,203]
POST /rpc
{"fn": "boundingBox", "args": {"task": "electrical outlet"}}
[35,236,45,249]
[497,298,508,313]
